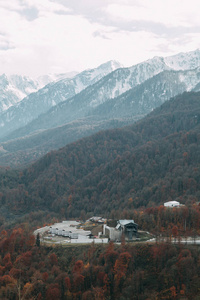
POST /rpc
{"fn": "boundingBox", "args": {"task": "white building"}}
[164,201,180,208]
[35,220,92,239]
[71,237,108,244]
[103,225,121,241]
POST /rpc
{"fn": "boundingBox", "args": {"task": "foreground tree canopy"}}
[0,226,200,300]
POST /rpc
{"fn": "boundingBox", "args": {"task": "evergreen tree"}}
[36,233,40,247]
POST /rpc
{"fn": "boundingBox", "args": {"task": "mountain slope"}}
[1,68,200,168]
[163,48,200,70]
[0,71,81,115]
[0,117,133,167]
[0,74,43,113]
[4,67,200,144]
[2,49,200,142]
[87,69,192,119]
[1,91,200,218]
[0,61,122,139]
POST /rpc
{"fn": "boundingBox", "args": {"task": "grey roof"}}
[118,220,135,226]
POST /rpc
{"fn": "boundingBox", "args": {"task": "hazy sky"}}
[0,0,200,77]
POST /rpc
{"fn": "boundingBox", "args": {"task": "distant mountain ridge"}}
[1,67,200,167]
[0,71,79,113]
[88,68,200,119]
[162,49,200,70]
[0,60,122,139]
[4,67,200,141]
[0,74,40,113]
[0,61,120,115]
[1,48,199,113]
[1,49,200,167]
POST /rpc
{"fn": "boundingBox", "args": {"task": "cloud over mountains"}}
[0,0,200,77]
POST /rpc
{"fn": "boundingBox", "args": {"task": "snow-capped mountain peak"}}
[0,60,123,137]
[1,49,200,141]
[97,60,123,71]
[36,71,78,86]
[76,60,123,83]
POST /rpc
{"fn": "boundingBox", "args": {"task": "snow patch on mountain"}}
[0,74,40,112]
[1,50,200,141]
[164,49,200,70]
[178,67,200,91]
[37,71,78,86]
[0,60,122,138]
[0,71,79,113]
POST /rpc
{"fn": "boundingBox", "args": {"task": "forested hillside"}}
[1,67,200,168]
[0,118,133,168]
[0,91,200,220]
[1,230,200,300]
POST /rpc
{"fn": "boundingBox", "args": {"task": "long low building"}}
[71,238,108,244]
[34,220,92,240]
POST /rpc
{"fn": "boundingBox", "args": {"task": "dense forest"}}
[0,91,200,220]
[0,91,200,299]
[0,227,200,300]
